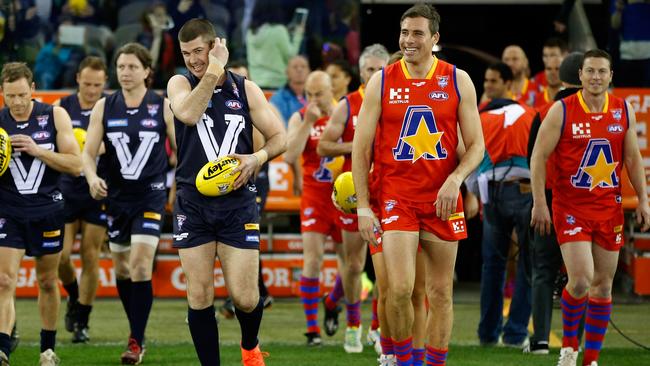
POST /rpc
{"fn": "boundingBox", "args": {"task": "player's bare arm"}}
[436,69,484,221]
[82,97,108,200]
[229,79,287,190]
[167,38,228,126]
[11,106,82,176]
[352,71,382,245]
[317,99,351,157]
[530,101,563,235]
[622,101,650,231]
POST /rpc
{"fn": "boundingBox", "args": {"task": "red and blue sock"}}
[325,274,343,310]
[425,346,448,365]
[380,335,394,355]
[300,276,321,334]
[371,298,379,330]
[412,348,425,366]
[394,337,413,366]
[561,288,587,351]
[346,301,361,327]
[583,297,612,365]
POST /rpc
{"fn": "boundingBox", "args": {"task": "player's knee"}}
[80,248,100,268]
[0,273,16,295]
[590,282,612,299]
[187,286,213,308]
[567,277,591,297]
[389,283,413,304]
[347,260,364,277]
[233,292,260,313]
[37,273,59,293]
[411,284,426,304]
[130,262,152,281]
[427,282,452,305]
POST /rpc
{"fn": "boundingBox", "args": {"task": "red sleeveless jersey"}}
[533,87,552,111]
[299,107,340,191]
[552,91,629,219]
[514,78,538,106]
[480,102,536,165]
[375,57,460,203]
[341,86,364,172]
[538,100,557,190]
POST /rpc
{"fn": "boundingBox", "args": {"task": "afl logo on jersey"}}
[31,131,51,141]
[225,100,242,110]
[607,124,624,134]
[140,119,158,128]
[429,91,449,101]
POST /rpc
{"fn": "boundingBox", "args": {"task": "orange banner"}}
[16,254,339,298]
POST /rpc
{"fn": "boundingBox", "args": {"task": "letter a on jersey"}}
[571,138,619,191]
[392,105,446,162]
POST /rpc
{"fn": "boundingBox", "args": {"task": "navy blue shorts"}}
[0,212,65,257]
[106,192,166,245]
[64,196,107,226]
[172,196,260,250]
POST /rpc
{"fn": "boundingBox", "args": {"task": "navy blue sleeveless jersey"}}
[58,92,108,200]
[101,89,167,201]
[174,71,256,210]
[0,101,64,217]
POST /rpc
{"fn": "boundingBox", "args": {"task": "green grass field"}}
[9,296,650,365]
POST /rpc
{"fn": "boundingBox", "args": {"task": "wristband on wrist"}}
[356,208,374,218]
[253,149,268,167]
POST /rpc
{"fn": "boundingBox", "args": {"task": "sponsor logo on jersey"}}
[43,230,61,238]
[611,108,622,121]
[52,192,63,201]
[339,216,354,225]
[381,215,399,224]
[566,215,576,225]
[142,222,160,230]
[245,223,260,230]
[304,207,314,216]
[81,110,92,117]
[302,218,317,227]
[614,225,623,233]
[448,212,465,221]
[428,91,449,101]
[615,195,622,203]
[174,233,189,241]
[0,234,6,239]
[151,182,166,191]
[143,212,162,220]
[385,200,397,212]
[616,233,622,244]
[563,227,583,236]
[411,81,426,87]
[451,220,465,234]
[176,215,186,230]
[147,104,159,117]
[225,100,242,110]
[436,75,449,89]
[571,122,591,139]
[107,119,128,128]
[140,119,158,128]
[126,109,139,115]
[607,123,623,134]
[43,240,61,248]
[246,235,260,242]
[37,115,49,128]
[32,131,51,141]
[71,120,82,126]
[591,115,603,121]
[388,88,410,104]
[108,230,119,238]
[16,123,28,129]
[232,83,240,98]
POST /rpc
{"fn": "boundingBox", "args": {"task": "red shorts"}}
[553,208,624,251]
[336,212,358,232]
[379,196,467,241]
[300,190,342,243]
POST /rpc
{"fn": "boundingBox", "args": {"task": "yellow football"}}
[0,127,11,177]
[73,128,87,152]
[332,171,357,214]
[195,156,241,196]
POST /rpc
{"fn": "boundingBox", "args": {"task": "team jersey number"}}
[197,113,245,161]
[9,143,54,194]
[107,131,160,180]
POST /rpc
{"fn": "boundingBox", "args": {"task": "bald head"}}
[305,71,333,112]
[502,45,528,78]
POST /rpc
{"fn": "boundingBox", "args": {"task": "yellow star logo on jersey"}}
[401,116,443,163]
[582,150,618,191]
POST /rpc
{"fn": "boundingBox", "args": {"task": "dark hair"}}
[178,18,216,43]
[487,62,514,83]
[1,62,33,85]
[400,3,441,35]
[249,0,284,33]
[114,43,153,70]
[582,49,613,70]
[543,37,568,53]
[78,56,107,74]
[327,59,355,80]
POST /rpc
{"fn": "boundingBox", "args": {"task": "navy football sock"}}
[188,305,220,365]
[40,329,56,352]
[130,280,153,346]
[235,298,264,350]
[116,278,133,327]
[0,332,11,357]
[63,279,79,303]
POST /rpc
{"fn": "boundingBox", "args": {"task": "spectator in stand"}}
[246,0,304,89]
[611,0,650,87]
[137,2,176,89]
[325,59,353,102]
[269,55,310,126]
[168,0,206,70]
[0,0,43,67]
